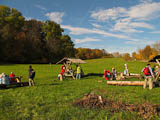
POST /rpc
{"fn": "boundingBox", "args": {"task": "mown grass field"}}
[0,58,160,120]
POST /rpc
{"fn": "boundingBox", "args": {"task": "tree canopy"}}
[0,5,75,63]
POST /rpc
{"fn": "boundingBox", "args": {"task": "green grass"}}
[0,58,160,120]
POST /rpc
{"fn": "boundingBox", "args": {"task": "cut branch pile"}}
[73,93,160,119]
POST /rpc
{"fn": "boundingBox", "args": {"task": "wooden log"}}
[107,81,145,86]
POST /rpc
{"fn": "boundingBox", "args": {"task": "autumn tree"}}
[132,52,137,60]
[153,41,160,53]
[122,53,132,61]
[142,45,152,60]
[0,5,75,63]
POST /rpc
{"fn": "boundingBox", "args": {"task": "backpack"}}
[31,71,35,79]
[144,67,150,76]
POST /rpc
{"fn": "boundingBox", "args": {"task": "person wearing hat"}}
[141,64,154,90]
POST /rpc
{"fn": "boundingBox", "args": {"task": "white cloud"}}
[140,0,152,3]
[91,2,160,22]
[91,2,160,33]
[62,25,93,35]
[91,23,102,28]
[62,25,135,40]
[113,19,144,33]
[74,37,101,44]
[150,31,160,34]
[130,22,154,29]
[91,7,127,22]
[35,4,47,11]
[126,39,154,45]
[112,20,153,33]
[45,12,64,23]
[128,2,160,20]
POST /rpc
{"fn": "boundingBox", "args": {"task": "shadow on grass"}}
[0,82,29,90]
[84,73,103,78]
[49,83,63,85]
[0,64,16,66]
[0,85,29,90]
[37,82,63,87]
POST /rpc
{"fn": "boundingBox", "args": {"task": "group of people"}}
[104,67,117,80]
[0,65,36,87]
[104,64,129,80]
[58,64,82,81]
[142,64,160,90]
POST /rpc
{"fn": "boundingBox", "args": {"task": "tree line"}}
[75,48,113,60]
[0,5,75,63]
[120,41,160,61]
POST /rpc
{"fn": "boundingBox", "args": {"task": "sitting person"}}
[58,73,63,81]
[111,67,117,80]
[10,72,16,83]
[15,76,22,83]
[104,69,111,80]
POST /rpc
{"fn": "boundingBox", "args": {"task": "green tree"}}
[0,5,24,62]
[122,53,132,61]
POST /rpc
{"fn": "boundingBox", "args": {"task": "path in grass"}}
[0,58,160,120]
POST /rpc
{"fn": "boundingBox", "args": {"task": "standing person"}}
[124,64,129,75]
[28,65,35,86]
[142,64,154,90]
[60,65,65,80]
[76,64,81,79]
[152,65,156,77]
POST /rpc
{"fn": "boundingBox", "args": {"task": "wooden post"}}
[64,63,75,79]
[155,72,160,82]
[156,59,160,66]
[155,59,160,82]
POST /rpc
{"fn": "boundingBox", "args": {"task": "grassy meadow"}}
[0,58,160,120]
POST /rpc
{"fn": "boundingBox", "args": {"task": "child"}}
[111,67,117,80]
[104,69,111,80]
[76,65,81,79]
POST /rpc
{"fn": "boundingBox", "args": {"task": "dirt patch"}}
[73,92,160,119]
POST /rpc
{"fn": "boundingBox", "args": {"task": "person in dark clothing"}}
[28,65,35,86]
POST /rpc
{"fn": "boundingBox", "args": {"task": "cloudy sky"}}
[1,0,160,53]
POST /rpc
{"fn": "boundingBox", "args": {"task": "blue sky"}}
[1,0,160,54]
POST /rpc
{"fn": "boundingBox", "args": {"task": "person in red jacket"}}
[61,65,65,75]
[10,72,16,83]
[104,69,111,80]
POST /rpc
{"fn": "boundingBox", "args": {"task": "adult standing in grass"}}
[28,65,35,86]
[76,64,81,79]
[141,64,154,90]
[124,64,129,75]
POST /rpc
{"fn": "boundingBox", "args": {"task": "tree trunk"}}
[107,81,145,86]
